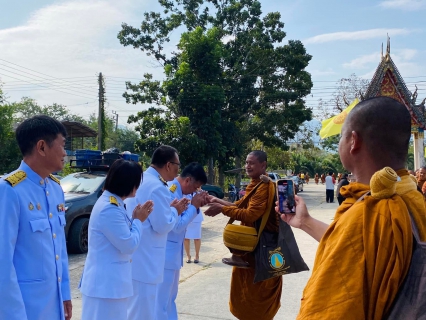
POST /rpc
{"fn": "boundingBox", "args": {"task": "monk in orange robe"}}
[205,151,281,320]
[280,97,426,319]
[416,166,426,190]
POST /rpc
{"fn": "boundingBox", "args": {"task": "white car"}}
[268,172,282,182]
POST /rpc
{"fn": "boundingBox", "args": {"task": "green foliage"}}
[58,163,78,177]
[0,104,21,173]
[119,0,313,171]
[128,108,205,165]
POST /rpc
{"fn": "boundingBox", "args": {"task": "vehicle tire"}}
[68,217,89,254]
[208,191,218,197]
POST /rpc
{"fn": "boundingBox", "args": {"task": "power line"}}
[0,72,95,100]
[0,65,96,96]
[0,59,98,95]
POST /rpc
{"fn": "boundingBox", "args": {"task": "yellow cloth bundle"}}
[370,167,398,199]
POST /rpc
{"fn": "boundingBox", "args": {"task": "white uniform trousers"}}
[156,269,180,320]
[128,280,158,320]
[82,294,129,320]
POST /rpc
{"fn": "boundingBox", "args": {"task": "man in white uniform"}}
[126,145,188,320]
[156,163,208,320]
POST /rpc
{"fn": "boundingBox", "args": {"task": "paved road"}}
[68,182,338,319]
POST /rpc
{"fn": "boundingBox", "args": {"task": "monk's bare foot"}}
[222,255,250,268]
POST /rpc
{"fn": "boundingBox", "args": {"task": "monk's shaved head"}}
[344,96,411,165]
[249,150,267,163]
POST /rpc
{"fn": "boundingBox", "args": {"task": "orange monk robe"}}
[297,171,426,320]
[222,178,282,320]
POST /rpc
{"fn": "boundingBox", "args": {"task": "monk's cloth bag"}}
[386,210,426,319]
[253,214,309,283]
[223,178,273,253]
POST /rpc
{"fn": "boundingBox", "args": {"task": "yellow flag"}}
[319,98,360,139]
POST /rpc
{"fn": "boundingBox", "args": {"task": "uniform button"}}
[58,277,61,282]
[49,213,53,218]
[46,191,50,196]
[53,233,56,239]
[56,255,59,260]
[40,180,44,185]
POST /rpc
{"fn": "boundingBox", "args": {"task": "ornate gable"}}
[364,39,426,130]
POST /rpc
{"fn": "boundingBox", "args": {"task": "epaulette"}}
[169,184,177,193]
[49,174,61,185]
[5,171,27,187]
[110,196,119,206]
[159,175,168,186]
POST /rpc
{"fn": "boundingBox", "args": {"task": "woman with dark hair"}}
[80,159,154,320]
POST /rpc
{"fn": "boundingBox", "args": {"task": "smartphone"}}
[276,179,296,214]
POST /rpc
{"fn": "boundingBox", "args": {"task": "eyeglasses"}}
[169,161,181,167]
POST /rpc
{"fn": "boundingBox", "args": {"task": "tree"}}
[118,0,313,185]
[316,74,369,151]
[0,104,21,173]
[127,107,206,165]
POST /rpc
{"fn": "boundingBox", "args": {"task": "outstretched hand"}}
[204,203,223,217]
[276,195,310,229]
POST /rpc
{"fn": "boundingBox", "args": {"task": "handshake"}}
[170,190,209,215]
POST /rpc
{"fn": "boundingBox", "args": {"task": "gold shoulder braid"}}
[49,174,61,185]
[159,175,168,186]
[169,184,177,193]
[5,171,27,187]
[110,196,119,206]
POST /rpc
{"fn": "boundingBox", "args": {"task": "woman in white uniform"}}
[80,159,154,320]
[184,205,204,263]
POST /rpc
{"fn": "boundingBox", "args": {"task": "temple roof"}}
[364,39,426,129]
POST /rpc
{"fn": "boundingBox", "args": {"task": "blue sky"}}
[0,0,425,125]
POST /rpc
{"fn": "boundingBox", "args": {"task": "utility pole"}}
[98,72,104,150]
[112,110,119,131]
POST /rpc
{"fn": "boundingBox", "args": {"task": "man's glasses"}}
[169,161,181,167]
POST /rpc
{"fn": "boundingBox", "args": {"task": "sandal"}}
[194,259,199,264]
[186,257,192,263]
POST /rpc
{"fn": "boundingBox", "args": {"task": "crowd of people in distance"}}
[2,95,426,320]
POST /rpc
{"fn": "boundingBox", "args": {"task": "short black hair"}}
[104,159,143,197]
[329,171,333,175]
[181,162,207,184]
[346,97,411,164]
[249,150,267,163]
[16,115,67,156]
[151,145,178,168]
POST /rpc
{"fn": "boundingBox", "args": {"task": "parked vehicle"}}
[268,172,282,182]
[238,186,246,198]
[289,175,304,194]
[228,184,240,202]
[61,171,107,253]
[201,184,224,199]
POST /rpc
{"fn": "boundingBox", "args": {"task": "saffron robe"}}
[297,170,426,320]
[222,178,282,320]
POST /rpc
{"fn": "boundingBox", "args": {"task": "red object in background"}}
[239,189,245,198]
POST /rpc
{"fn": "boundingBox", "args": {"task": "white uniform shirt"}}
[125,166,178,284]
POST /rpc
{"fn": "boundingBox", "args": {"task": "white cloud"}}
[379,0,426,10]
[0,0,163,124]
[343,53,381,69]
[357,49,420,78]
[304,28,415,44]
